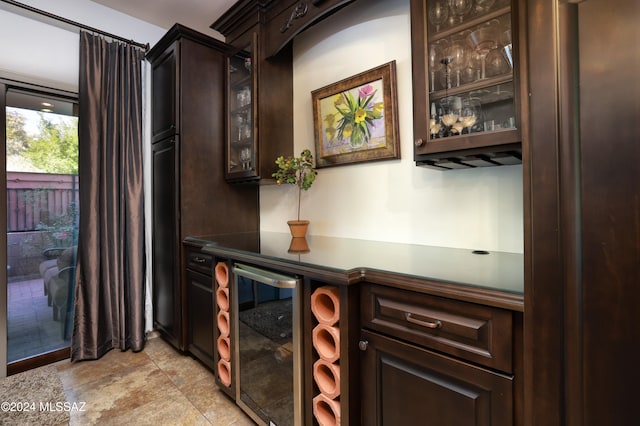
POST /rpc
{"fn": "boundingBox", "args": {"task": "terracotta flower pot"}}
[287,220,310,238]
[288,237,310,253]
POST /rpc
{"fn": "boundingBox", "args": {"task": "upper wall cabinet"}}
[213,3,293,183]
[212,0,356,183]
[226,41,258,181]
[411,0,526,169]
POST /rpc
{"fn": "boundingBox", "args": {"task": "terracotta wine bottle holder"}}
[311,286,340,326]
[214,262,229,288]
[217,358,232,387]
[312,323,340,363]
[313,393,341,426]
[216,287,229,311]
[217,310,230,336]
[313,359,341,399]
[217,335,231,361]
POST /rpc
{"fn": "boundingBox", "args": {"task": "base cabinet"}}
[186,269,215,370]
[360,283,517,425]
[360,329,512,425]
[184,245,215,370]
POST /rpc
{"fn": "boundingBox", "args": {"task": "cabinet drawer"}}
[185,246,213,276]
[361,283,513,373]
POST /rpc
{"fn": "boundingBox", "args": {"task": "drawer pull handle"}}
[192,257,207,264]
[405,312,442,329]
[358,340,369,351]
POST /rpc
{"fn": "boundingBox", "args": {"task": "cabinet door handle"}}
[405,312,442,329]
[192,256,207,263]
[280,2,309,33]
[358,340,369,351]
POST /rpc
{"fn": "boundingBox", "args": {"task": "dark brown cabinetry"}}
[410,0,526,169]
[524,0,640,424]
[147,24,259,351]
[212,0,355,182]
[360,283,518,425]
[184,245,215,370]
[213,5,293,183]
[151,137,179,346]
[264,0,356,57]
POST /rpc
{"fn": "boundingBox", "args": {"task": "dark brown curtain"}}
[72,31,146,361]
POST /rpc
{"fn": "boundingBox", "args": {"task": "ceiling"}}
[92,0,238,39]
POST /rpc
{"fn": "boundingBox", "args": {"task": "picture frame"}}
[311,61,400,168]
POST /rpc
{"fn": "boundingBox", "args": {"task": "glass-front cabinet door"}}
[226,44,257,181]
[411,0,524,169]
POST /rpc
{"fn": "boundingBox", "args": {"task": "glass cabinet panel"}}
[226,45,256,181]
[427,0,514,141]
[411,0,522,168]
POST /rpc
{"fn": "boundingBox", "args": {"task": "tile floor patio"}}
[7,277,68,362]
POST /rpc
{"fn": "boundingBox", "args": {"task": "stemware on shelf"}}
[485,47,510,77]
[467,20,499,79]
[239,148,251,170]
[234,114,244,142]
[428,40,446,92]
[449,0,473,24]
[460,97,481,133]
[441,41,467,88]
[423,0,516,141]
[500,24,513,68]
[427,0,449,32]
[474,0,496,13]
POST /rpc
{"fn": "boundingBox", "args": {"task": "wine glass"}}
[440,96,460,136]
[239,148,251,170]
[460,98,481,133]
[427,0,449,32]
[234,115,244,142]
[449,0,473,24]
[475,0,496,14]
[428,39,448,92]
[485,47,509,77]
[429,118,442,139]
[500,26,513,68]
[467,22,498,79]
[444,41,468,87]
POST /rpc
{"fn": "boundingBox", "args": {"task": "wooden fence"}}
[6,171,78,233]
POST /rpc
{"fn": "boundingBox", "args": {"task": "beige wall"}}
[260,0,524,253]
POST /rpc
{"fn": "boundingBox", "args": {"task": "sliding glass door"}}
[3,86,78,373]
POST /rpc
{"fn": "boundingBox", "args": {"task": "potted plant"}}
[272,149,318,238]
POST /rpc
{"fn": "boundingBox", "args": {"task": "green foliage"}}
[23,114,78,174]
[35,199,78,248]
[272,149,317,190]
[272,149,318,220]
[6,110,30,156]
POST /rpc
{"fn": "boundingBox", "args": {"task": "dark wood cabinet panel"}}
[186,268,215,370]
[361,283,513,372]
[151,42,178,143]
[360,329,513,426]
[151,137,179,347]
[147,24,259,351]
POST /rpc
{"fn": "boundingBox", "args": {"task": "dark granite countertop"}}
[186,231,524,301]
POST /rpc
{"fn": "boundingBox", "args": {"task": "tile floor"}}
[7,278,68,362]
[53,334,254,425]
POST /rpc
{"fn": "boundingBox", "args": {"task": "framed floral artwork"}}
[311,61,400,168]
